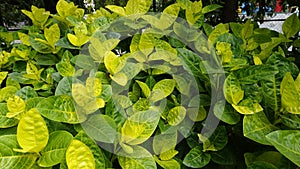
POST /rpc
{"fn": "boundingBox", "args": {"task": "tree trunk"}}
[221,0,238,23]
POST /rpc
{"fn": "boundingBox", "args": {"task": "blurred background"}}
[0,0,299,30]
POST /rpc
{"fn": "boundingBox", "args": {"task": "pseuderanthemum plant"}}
[0,0,300,168]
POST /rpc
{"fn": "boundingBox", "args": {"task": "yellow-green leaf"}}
[105,5,126,16]
[136,80,151,98]
[17,108,49,153]
[67,33,89,47]
[167,106,186,126]
[150,79,176,102]
[18,32,31,46]
[45,24,60,47]
[66,139,95,169]
[6,96,25,118]
[125,0,152,15]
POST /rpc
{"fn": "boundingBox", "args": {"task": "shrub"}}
[0,0,300,168]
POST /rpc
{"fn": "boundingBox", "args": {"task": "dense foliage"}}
[0,0,300,168]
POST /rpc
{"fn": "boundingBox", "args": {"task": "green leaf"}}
[16,86,38,100]
[281,114,300,129]
[30,37,53,54]
[248,161,278,169]
[153,132,177,155]
[125,0,152,15]
[66,139,96,169]
[154,156,180,169]
[167,106,186,126]
[176,0,191,9]
[213,101,240,125]
[280,72,300,114]
[36,95,84,124]
[70,54,96,70]
[17,108,49,153]
[136,80,151,98]
[266,130,300,167]
[38,131,73,167]
[150,79,175,102]
[235,65,278,84]
[243,111,277,145]
[0,135,37,169]
[223,74,244,105]
[121,109,160,145]
[55,77,72,96]
[202,4,222,14]
[118,145,156,169]
[210,146,235,165]
[282,14,300,38]
[81,114,117,143]
[0,103,18,128]
[198,126,228,152]
[74,131,108,169]
[230,22,243,38]
[183,146,211,168]
[242,20,254,40]
[173,22,201,42]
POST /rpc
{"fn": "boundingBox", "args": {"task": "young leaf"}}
[280,72,300,114]
[243,111,277,145]
[208,23,229,43]
[266,130,300,167]
[202,4,222,14]
[282,14,300,38]
[0,71,8,85]
[67,33,89,47]
[45,24,60,47]
[66,139,96,169]
[17,108,49,153]
[136,80,151,98]
[38,131,73,167]
[183,146,211,168]
[242,20,254,40]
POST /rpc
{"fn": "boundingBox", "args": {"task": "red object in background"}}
[275,0,283,12]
